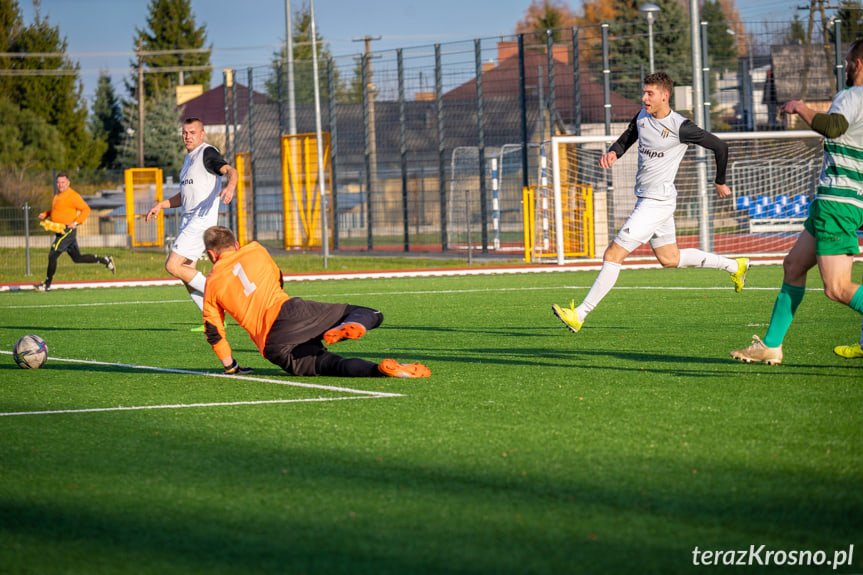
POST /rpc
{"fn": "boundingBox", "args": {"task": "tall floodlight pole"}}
[136,39,145,168]
[689,0,711,252]
[285,0,296,135]
[309,0,328,267]
[639,3,661,74]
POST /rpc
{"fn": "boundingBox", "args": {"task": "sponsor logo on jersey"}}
[638,145,664,159]
[182,178,194,185]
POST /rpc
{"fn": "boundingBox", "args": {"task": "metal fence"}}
[221,20,843,255]
[0,19,847,261]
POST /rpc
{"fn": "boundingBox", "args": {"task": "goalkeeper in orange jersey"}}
[201,226,430,378]
[35,172,115,291]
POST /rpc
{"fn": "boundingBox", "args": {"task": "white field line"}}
[0,353,403,417]
[1,299,190,309]
[0,257,795,292]
[0,284,815,310]
[0,396,372,417]
[1,352,402,397]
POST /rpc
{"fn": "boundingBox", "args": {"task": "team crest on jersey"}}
[661,128,670,139]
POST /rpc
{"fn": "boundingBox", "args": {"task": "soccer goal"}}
[447,144,547,254]
[123,168,164,248]
[549,130,823,264]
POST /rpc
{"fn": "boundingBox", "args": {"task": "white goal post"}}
[549,130,824,265]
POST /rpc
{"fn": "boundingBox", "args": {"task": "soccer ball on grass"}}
[13,335,48,369]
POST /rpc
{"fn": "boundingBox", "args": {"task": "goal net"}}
[447,144,537,253]
[549,130,824,263]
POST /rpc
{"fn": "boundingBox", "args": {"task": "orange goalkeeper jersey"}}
[41,188,90,226]
[203,242,290,361]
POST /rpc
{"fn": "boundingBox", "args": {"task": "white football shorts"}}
[613,196,677,253]
[171,212,218,261]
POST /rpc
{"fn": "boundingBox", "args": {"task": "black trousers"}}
[263,301,384,377]
[44,229,104,286]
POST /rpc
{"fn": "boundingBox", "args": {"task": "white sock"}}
[188,271,207,293]
[189,289,204,312]
[576,261,622,319]
[677,248,737,273]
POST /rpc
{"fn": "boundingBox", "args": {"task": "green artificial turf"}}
[0,264,861,574]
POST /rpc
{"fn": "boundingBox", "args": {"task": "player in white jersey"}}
[552,72,748,334]
[733,39,863,364]
[146,118,238,324]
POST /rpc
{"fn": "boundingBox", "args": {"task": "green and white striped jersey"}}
[818,85,863,209]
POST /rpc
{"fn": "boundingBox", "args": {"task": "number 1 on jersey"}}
[232,262,257,296]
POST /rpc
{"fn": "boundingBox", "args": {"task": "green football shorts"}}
[803,198,863,256]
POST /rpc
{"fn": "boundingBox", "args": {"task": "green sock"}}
[849,285,863,314]
[763,283,806,348]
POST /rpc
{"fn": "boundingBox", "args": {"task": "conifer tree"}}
[0,96,66,206]
[89,73,125,169]
[265,3,340,104]
[0,0,23,99]
[607,0,691,102]
[702,0,737,73]
[343,57,365,104]
[5,6,101,168]
[785,14,807,45]
[132,0,211,99]
[118,90,184,175]
[830,1,863,47]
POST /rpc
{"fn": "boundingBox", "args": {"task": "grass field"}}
[1,262,862,574]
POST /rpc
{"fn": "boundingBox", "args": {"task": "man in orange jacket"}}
[202,225,430,378]
[35,172,115,291]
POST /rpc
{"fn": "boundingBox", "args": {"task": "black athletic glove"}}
[224,359,254,375]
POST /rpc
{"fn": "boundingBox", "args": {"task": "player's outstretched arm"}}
[786,98,850,139]
[146,192,182,223]
[680,121,729,190]
[600,112,639,170]
[781,99,817,127]
[219,164,239,204]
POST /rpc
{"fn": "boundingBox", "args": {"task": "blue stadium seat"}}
[769,202,786,217]
[776,194,789,207]
[788,202,805,217]
[750,204,768,218]
[794,194,809,206]
[736,196,752,211]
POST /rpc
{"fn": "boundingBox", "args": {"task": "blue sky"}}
[20,0,806,101]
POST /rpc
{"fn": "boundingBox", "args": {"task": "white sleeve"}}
[830,88,861,122]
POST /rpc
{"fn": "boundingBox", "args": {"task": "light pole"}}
[639,3,661,74]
